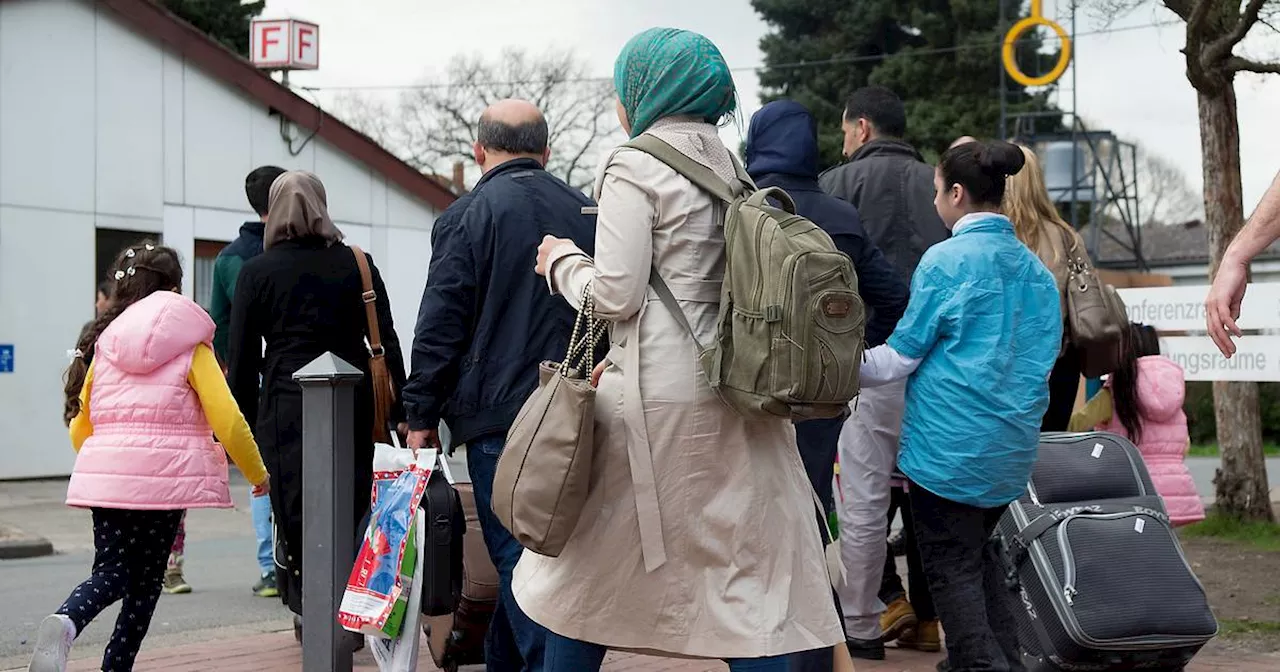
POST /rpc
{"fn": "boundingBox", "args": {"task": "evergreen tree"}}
[163,0,264,57]
[753,0,1061,167]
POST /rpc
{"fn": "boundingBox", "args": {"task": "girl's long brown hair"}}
[1111,323,1161,443]
[64,242,183,425]
[1003,144,1078,262]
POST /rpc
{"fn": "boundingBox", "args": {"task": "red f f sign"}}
[260,25,281,59]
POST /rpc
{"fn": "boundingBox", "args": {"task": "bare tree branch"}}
[1204,0,1269,64]
[332,49,619,191]
[1225,55,1280,73]
[1186,0,1214,35]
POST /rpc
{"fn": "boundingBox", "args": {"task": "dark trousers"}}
[878,485,936,620]
[57,508,183,672]
[1041,347,1081,432]
[909,481,1023,672]
[794,416,842,515]
[468,434,547,671]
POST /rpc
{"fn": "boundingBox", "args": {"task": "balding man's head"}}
[474,99,550,172]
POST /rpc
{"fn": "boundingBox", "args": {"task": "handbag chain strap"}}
[560,283,607,377]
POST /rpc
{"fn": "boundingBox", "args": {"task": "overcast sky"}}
[262,0,1280,214]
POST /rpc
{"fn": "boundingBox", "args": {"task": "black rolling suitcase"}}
[995,432,1218,672]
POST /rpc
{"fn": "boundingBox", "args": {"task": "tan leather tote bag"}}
[492,285,606,557]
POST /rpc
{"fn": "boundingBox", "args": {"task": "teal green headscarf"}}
[613,27,737,138]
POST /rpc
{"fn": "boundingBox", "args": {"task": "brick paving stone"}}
[12,630,1273,672]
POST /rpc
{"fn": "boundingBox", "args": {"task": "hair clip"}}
[125,248,136,258]
[145,244,155,251]
[114,270,125,280]
[67,349,84,360]
[126,267,137,277]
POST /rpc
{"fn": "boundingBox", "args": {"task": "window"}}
[96,229,162,300]
[193,240,227,311]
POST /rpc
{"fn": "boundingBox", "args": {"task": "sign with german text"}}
[1159,336,1280,382]
[1116,283,1280,332]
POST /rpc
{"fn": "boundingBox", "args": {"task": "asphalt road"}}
[1186,456,1280,499]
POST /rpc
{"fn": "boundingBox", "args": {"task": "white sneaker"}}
[28,615,75,672]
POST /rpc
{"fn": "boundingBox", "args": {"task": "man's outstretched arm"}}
[1207,170,1280,356]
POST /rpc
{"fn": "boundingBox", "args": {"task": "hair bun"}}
[976,140,1026,177]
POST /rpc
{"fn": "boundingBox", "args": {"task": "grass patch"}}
[1188,443,1280,457]
[1182,514,1280,552]
[1217,618,1280,637]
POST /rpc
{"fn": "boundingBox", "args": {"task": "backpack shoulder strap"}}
[647,266,705,352]
[624,135,743,204]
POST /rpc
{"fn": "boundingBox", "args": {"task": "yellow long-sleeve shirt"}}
[70,343,269,486]
[1068,388,1115,433]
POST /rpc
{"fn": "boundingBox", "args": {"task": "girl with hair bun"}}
[855,139,1063,671]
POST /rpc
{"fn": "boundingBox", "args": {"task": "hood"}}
[1136,355,1186,422]
[96,292,215,375]
[745,100,819,180]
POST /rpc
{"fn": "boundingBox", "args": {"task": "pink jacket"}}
[66,292,233,510]
[1100,356,1206,526]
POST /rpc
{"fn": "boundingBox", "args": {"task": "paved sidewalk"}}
[12,628,1274,672]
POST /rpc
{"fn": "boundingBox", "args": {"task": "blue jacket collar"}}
[952,212,1013,236]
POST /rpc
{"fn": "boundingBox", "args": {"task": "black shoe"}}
[846,637,886,661]
[936,659,951,672]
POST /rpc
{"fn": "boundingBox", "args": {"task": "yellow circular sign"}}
[1002,3,1072,87]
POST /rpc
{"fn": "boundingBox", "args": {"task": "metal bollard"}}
[293,353,364,672]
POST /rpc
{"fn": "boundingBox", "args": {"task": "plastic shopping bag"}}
[367,513,426,672]
[338,444,436,638]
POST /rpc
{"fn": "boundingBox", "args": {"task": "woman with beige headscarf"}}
[227,171,407,635]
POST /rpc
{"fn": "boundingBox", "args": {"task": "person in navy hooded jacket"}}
[745,100,909,639]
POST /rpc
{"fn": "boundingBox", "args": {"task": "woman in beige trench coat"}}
[517,27,844,671]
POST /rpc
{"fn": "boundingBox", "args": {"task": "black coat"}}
[819,138,951,284]
[227,236,407,614]
[402,158,596,447]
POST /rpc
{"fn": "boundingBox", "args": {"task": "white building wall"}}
[0,0,440,479]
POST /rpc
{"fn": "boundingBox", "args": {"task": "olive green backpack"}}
[626,135,866,420]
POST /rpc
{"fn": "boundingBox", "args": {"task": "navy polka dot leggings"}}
[56,508,183,672]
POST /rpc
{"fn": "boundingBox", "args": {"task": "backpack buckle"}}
[764,305,783,323]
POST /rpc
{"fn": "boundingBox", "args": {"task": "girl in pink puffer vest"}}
[1070,323,1206,526]
[29,243,269,672]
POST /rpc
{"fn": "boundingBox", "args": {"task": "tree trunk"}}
[1199,85,1275,522]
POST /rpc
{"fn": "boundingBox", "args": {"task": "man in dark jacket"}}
[208,164,285,600]
[210,166,285,363]
[818,87,948,659]
[820,86,948,284]
[404,99,595,672]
